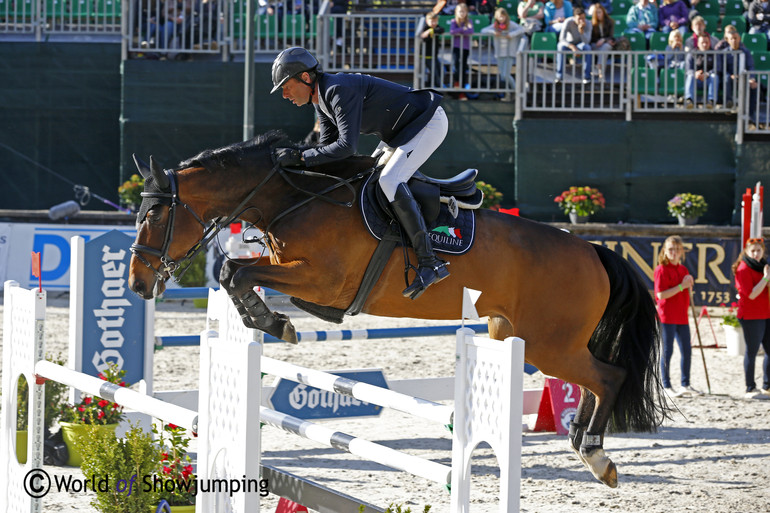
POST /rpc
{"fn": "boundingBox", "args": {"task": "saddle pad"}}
[359,174,475,255]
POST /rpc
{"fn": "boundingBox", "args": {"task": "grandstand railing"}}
[2,0,767,140]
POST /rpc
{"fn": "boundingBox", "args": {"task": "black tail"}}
[589,244,670,433]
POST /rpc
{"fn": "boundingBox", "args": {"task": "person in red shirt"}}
[731,237,770,399]
[654,236,701,397]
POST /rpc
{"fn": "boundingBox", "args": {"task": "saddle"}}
[361,169,482,255]
[290,167,483,324]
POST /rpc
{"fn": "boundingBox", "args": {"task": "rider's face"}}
[281,76,311,106]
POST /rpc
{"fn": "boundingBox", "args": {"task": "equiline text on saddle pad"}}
[359,172,480,255]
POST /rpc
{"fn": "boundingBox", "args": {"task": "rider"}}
[270,47,450,300]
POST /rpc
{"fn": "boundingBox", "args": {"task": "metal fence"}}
[2,0,768,139]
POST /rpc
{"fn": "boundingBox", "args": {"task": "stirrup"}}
[402,261,449,300]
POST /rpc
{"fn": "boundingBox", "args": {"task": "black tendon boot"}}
[391,183,450,299]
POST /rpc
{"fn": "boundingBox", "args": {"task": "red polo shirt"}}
[735,261,770,320]
[654,263,690,325]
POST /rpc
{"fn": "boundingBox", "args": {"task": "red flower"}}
[182,465,194,478]
[98,373,106,380]
[167,423,179,430]
[78,406,85,412]
[84,397,92,405]
[98,399,110,408]
[119,381,126,387]
[162,466,172,475]
[97,410,105,419]
[161,452,169,461]
[112,403,119,409]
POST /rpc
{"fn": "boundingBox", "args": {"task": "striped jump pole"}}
[262,356,454,426]
[259,406,452,486]
[34,361,199,434]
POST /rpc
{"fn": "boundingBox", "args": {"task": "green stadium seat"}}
[610,14,627,35]
[724,0,745,15]
[438,14,453,33]
[634,66,658,94]
[530,31,557,61]
[610,0,631,14]
[743,33,768,53]
[754,52,770,87]
[696,0,720,16]
[623,30,647,66]
[72,0,92,20]
[700,14,719,33]
[5,0,34,19]
[92,0,121,19]
[500,0,518,13]
[723,15,747,34]
[470,14,491,30]
[45,0,67,17]
[659,67,685,96]
[649,31,668,51]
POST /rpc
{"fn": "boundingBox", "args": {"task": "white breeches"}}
[374,106,448,201]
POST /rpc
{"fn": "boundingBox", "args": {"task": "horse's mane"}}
[177,129,376,179]
[177,130,290,172]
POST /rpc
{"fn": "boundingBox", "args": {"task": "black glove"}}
[275,148,303,167]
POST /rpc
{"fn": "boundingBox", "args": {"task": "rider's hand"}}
[275,148,303,167]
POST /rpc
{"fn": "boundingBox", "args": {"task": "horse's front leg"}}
[219,258,298,344]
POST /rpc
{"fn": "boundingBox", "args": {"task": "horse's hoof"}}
[281,322,298,345]
[581,447,618,488]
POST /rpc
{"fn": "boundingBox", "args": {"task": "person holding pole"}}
[654,236,702,397]
[731,237,770,399]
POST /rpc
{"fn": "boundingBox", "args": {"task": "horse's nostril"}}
[133,280,145,295]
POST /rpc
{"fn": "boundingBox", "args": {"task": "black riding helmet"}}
[270,47,319,94]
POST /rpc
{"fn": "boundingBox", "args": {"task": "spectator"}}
[626,0,659,40]
[585,0,612,15]
[482,7,526,99]
[647,29,686,69]
[658,0,689,35]
[518,0,545,35]
[716,25,758,108]
[591,2,615,81]
[731,237,770,399]
[685,15,719,50]
[747,0,770,37]
[421,11,446,87]
[654,236,701,398]
[555,6,593,83]
[450,2,475,99]
[684,32,720,108]
[544,0,574,33]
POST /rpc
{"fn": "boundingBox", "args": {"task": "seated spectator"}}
[685,32,720,108]
[658,0,689,35]
[545,0,574,33]
[626,0,659,40]
[482,7,527,99]
[715,25,759,108]
[555,6,593,83]
[591,2,615,80]
[421,11,446,87]
[747,0,770,37]
[685,15,719,50]
[583,0,611,15]
[647,29,686,69]
[451,2,475,99]
[518,0,545,35]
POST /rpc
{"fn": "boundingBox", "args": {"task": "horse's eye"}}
[147,210,163,224]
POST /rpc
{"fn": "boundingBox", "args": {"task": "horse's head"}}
[128,155,207,299]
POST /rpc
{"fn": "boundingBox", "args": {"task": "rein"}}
[131,158,373,287]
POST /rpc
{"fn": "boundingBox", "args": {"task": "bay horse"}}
[128,130,667,488]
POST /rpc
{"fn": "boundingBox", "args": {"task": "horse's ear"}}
[132,153,152,179]
[150,155,170,190]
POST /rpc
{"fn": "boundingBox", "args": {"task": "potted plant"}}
[119,174,145,212]
[720,302,746,356]
[58,363,127,466]
[667,193,708,226]
[15,353,70,464]
[476,181,503,210]
[554,186,606,224]
[78,423,162,513]
[154,423,196,511]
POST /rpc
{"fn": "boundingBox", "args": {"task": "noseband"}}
[130,169,209,284]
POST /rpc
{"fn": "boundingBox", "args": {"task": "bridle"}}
[130,168,212,285]
[130,157,372,288]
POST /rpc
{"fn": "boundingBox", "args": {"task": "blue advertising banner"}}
[80,230,148,385]
[269,370,389,420]
[583,235,742,306]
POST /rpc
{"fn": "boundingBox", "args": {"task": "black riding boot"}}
[391,183,450,300]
